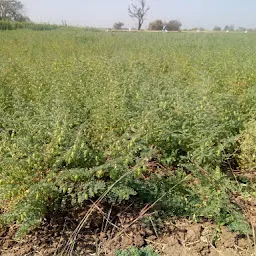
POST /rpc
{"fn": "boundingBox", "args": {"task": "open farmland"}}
[1,29,256,254]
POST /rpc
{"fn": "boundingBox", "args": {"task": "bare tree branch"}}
[128,0,150,30]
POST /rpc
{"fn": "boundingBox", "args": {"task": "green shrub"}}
[0,20,14,30]
[0,21,60,31]
[238,120,256,172]
[27,23,60,31]
[115,247,159,256]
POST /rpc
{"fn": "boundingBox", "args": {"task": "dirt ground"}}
[0,204,255,256]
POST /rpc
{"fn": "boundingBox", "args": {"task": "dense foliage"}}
[0,29,256,237]
[148,19,163,30]
[0,0,27,21]
[148,19,182,31]
[0,20,61,30]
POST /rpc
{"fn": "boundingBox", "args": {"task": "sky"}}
[21,0,256,29]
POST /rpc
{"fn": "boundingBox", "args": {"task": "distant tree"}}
[15,14,30,22]
[165,20,182,31]
[0,0,27,21]
[113,22,124,30]
[237,27,246,31]
[191,27,205,32]
[229,25,235,31]
[213,26,222,31]
[128,0,150,30]
[148,19,163,31]
[224,25,235,31]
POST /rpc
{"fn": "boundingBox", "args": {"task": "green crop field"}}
[1,28,256,237]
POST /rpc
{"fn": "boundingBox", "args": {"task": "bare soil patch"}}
[0,203,255,256]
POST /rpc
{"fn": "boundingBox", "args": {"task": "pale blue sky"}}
[21,0,256,29]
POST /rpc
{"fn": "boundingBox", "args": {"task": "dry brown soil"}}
[0,203,255,256]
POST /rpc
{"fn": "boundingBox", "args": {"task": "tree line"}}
[113,19,182,31]
[114,0,254,32]
[213,25,251,32]
[1,0,255,32]
[113,0,182,31]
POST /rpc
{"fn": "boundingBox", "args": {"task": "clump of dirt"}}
[0,203,254,256]
[153,220,254,256]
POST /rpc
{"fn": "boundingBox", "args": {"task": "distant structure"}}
[62,20,67,26]
[162,25,167,33]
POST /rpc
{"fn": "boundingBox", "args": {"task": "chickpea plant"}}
[0,29,256,237]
